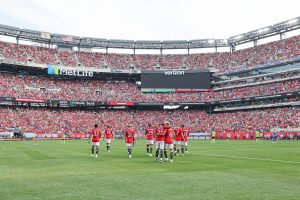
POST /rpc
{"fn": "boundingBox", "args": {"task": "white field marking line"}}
[197,147,300,152]
[279,147,300,150]
[193,152,300,164]
[199,148,266,152]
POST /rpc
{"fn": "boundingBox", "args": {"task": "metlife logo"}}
[47,65,59,75]
[47,65,94,77]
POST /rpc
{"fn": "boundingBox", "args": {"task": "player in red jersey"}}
[181,125,190,155]
[89,124,101,158]
[124,125,137,158]
[145,124,155,157]
[104,125,114,153]
[173,126,183,156]
[155,123,166,163]
[163,122,174,162]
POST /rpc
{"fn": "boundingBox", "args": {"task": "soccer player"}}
[226,132,231,142]
[273,131,278,143]
[104,125,114,153]
[255,130,260,142]
[124,125,136,158]
[61,132,66,144]
[260,131,263,141]
[211,129,216,143]
[181,125,190,155]
[145,124,155,157]
[155,123,166,163]
[89,124,101,158]
[173,126,182,156]
[163,122,174,162]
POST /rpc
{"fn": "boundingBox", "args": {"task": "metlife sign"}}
[47,65,93,77]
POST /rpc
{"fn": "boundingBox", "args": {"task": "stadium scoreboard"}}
[141,70,211,90]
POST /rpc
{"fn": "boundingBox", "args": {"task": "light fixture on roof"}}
[258,28,269,33]
[288,19,298,24]
[235,35,243,40]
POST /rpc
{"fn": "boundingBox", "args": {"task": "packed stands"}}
[213,70,300,89]
[0,73,299,102]
[1,34,300,137]
[1,35,300,72]
[0,107,299,134]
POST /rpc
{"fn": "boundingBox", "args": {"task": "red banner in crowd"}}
[69,133,89,138]
[108,101,134,106]
[175,89,212,93]
[214,131,300,140]
[15,98,46,103]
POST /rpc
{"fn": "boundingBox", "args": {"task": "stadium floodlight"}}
[208,39,215,44]
[288,19,298,24]
[235,35,243,40]
[257,28,269,33]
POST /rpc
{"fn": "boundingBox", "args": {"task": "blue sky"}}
[0,0,299,41]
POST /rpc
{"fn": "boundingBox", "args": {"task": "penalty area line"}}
[193,152,300,164]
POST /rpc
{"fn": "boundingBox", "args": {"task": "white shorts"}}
[146,140,154,145]
[92,142,100,147]
[174,140,182,145]
[182,141,188,146]
[106,139,112,144]
[156,141,165,150]
[165,143,174,149]
[126,143,132,147]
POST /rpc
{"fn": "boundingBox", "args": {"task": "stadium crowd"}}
[0,34,300,137]
[0,107,298,134]
[213,70,300,88]
[0,35,300,72]
[0,73,299,102]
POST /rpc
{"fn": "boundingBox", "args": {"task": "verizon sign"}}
[164,71,185,75]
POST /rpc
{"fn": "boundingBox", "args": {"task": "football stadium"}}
[0,1,300,200]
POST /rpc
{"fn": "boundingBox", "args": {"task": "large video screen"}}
[141,70,211,89]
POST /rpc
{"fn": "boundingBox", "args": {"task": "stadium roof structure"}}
[228,16,300,46]
[0,16,299,51]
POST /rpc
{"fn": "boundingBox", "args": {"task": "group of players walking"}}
[89,121,190,163]
[143,122,190,163]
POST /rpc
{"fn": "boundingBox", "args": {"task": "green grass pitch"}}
[0,140,299,200]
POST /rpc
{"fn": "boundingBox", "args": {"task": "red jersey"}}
[164,128,174,144]
[181,128,190,142]
[174,128,182,141]
[155,127,165,141]
[125,128,136,143]
[104,128,113,139]
[145,128,155,140]
[90,128,101,142]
